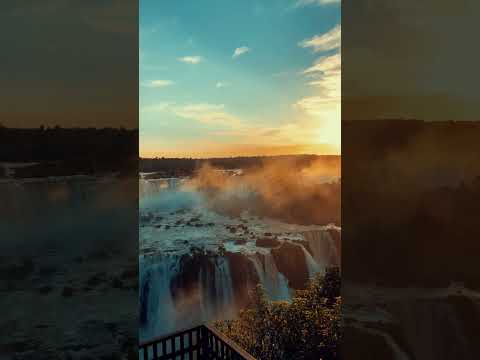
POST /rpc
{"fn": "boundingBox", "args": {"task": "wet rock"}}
[271,242,309,289]
[293,239,313,256]
[256,237,280,248]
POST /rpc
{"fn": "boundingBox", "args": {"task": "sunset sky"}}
[140,0,340,158]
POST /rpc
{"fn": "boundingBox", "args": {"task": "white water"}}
[303,230,340,267]
[301,244,322,277]
[248,252,291,301]
[139,177,340,340]
[140,256,178,338]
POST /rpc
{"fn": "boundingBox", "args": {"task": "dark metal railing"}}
[139,324,256,360]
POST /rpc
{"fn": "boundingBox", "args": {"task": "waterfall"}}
[249,254,266,286]
[300,244,323,277]
[302,230,339,267]
[140,253,238,339]
[264,252,291,301]
[198,265,214,322]
[139,235,338,341]
[197,258,235,322]
[249,252,291,301]
[139,256,178,341]
[214,257,235,318]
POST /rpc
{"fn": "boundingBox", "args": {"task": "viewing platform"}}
[139,324,256,360]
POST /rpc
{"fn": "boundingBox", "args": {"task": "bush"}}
[214,268,341,360]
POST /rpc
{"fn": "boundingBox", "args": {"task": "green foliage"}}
[214,268,341,360]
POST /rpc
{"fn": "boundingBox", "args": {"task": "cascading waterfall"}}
[248,252,291,301]
[300,244,323,277]
[139,177,341,340]
[249,253,266,286]
[139,256,179,340]
[213,257,235,318]
[264,252,291,300]
[139,244,337,341]
[302,230,339,267]
[197,258,235,323]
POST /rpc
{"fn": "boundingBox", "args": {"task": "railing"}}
[139,324,256,360]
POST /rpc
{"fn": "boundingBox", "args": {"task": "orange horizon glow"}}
[139,142,340,159]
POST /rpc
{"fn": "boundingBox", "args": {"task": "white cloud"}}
[294,33,341,147]
[173,103,242,127]
[142,80,174,88]
[303,52,340,75]
[298,53,341,107]
[295,0,340,7]
[216,82,231,88]
[232,46,251,59]
[299,24,341,53]
[178,55,203,64]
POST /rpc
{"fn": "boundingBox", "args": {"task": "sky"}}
[140,0,341,158]
[1,1,137,129]
[343,0,480,121]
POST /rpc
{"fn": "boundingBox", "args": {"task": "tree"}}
[214,267,341,360]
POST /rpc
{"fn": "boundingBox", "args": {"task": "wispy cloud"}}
[216,82,231,88]
[295,24,341,147]
[303,52,340,76]
[299,24,340,53]
[142,102,242,127]
[297,53,340,109]
[141,102,173,112]
[178,55,204,64]
[295,0,340,7]
[232,46,251,59]
[142,80,175,88]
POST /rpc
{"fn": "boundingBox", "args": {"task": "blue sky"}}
[140,0,340,158]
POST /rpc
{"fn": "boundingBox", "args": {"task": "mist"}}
[185,157,341,226]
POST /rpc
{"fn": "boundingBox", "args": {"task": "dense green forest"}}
[214,268,341,360]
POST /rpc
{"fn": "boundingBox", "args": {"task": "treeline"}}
[140,154,340,174]
[0,126,138,177]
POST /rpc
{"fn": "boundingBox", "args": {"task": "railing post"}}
[139,324,256,360]
[200,325,209,357]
